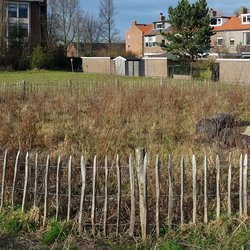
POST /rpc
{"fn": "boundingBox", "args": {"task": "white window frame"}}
[210,18,222,26]
[243,32,250,45]
[242,14,250,24]
[144,36,156,47]
[229,37,235,46]
[7,2,30,38]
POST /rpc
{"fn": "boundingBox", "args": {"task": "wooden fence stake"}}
[43,155,50,226]
[216,155,220,219]
[180,155,185,226]
[204,155,208,224]
[155,154,160,237]
[0,150,7,209]
[168,155,173,230]
[67,156,72,222]
[243,154,248,217]
[116,154,121,236]
[228,153,232,216]
[129,154,135,237]
[103,155,108,236]
[79,156,86,233]
[91,156,97,235]
[192,155,197,224]
[56,156,61,221]
[135,148,147,240]
[12,151,20,209]
[22,152,29,212]
[34,153,38,207]
[239,154,243,217]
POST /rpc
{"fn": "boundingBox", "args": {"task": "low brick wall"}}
[143,57,168,78]
[82,57,115,74]
[218,59,250,84]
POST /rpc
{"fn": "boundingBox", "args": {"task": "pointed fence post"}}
[216,155,220,219]
[228,153,232,216]
[129,154,135,237]
[22,152,29,212]
[180,155,185,227]
[67,156,72,222]
[103,155,108,236]
[43,155,50,226]
[239,154,243,217]
[192,155,197,224]
[243,154,248,217]
[135,148,147,240]
[91,156,97,235]
[204,155,208,224]
[0,150,7,209]
[155,154,160,237]
[168,155,173,230]
[12,151,20,209]
[56,156,61,221]
[79,156,86,233]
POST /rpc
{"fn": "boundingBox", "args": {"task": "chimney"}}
[209,8,217,18]
[132,20,137,26]
[159,13,165,21]
[239,6,248,15]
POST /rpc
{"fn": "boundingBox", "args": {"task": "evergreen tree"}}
[161,0,213,61]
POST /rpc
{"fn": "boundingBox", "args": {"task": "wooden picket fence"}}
[0,149,248,239]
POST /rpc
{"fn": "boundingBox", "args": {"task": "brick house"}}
[210,7,250,56]
[5,0,47,47]
[125,21,153,57]
[125,13,172,57]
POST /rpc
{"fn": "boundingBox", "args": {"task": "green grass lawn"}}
[0,70,149,84]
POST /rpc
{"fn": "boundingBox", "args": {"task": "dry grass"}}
[0,76,249,161]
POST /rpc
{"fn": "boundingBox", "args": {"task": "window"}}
[144,36,156,47]
[217,37,223,46]
[20,23,28,37]
[210,18,222,26]
[8,23,18,37]
[242,14,250,24]
[19,4,28,18]
[243,32,250,45]
[229,37,235,46]
[8,3,29,19]
[156,23,164,29]
[8,3,17,18]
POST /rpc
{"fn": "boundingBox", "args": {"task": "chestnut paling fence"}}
[0,149,249,239]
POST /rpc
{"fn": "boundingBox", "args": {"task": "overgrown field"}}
[0,71,250,248]
[0,71,249,159]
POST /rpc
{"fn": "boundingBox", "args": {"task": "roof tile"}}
[136,24,153,35]
[213,16,250,31]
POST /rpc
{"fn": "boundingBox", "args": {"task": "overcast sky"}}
[80,0,250,39]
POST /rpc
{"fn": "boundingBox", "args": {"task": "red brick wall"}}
[125,21,144,57]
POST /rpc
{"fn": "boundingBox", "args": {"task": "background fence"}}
[0,149,248,239]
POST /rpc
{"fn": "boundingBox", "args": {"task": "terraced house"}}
[210,6,250,57]
[126,7,250,58]
[2,0,47,47]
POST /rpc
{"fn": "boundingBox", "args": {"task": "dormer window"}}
[242,14,250,24]
[155,22,164,29]
[210,18,222,26]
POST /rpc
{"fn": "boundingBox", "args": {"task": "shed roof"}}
[113,56,142,61]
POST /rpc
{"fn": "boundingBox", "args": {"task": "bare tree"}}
[99,0,119,55]
[47,0,80,54]
[82,13,103,56]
